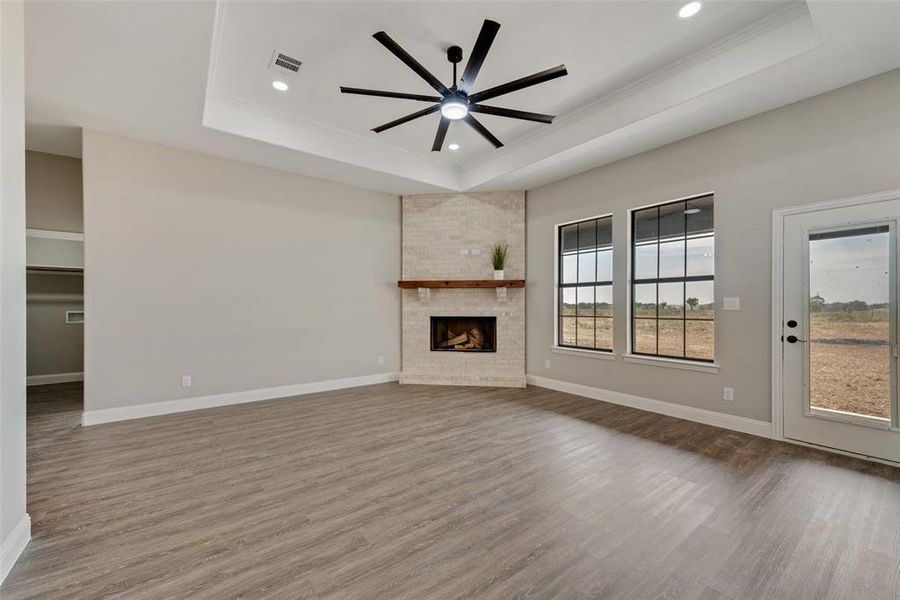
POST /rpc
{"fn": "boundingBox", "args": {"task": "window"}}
[558,216,613,351]
[631,195,714,362]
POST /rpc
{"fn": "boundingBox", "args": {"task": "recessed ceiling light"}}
[678,2,702,19]
[272,80,289,92]
[448,143,460,151]
[684,207,701,215]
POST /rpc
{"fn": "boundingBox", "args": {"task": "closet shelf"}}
[27,265,84,274]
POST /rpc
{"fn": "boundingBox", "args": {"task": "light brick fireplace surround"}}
[400,191,526,387]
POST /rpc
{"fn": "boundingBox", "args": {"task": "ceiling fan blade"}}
[340,87,442,103]
[431,117,450,152]
[458,19,500,94]
[371,104,440,133]
[469,65,568,103]
[469,104,555,124]
[372,31,450,96]
[463,114,503,148]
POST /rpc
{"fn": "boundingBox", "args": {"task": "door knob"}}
[786,335,807,343]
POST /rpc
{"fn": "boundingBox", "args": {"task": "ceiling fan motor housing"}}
[447,45,463,64]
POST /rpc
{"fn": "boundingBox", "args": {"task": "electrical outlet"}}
[181,375,192,388]
[378,356,385,366]
[723,387,734,401]
[544,359,551,369]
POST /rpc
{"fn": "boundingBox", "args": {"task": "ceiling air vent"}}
[269,50,302,75]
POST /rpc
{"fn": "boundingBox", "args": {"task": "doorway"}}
[775,190,900,464]
[25,230,85,432]
[23,148,85,428]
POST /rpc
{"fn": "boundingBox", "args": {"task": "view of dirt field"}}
[560,317,613,350]
[633,318,714,360]
[560,316,714,360]
[561,307,889,420]
[809,310,891,420]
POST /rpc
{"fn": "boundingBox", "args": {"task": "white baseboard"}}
[526,375,773,439]
[26,371,83,386]
[0,513,31,585]
[81,372,400,426]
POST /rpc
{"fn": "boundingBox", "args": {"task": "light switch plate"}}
[723,297,740,311]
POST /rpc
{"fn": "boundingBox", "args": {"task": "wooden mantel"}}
[397,279,525,289]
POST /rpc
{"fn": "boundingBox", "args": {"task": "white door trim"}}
[771,188,900,446]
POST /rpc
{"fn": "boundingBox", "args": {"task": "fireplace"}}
[430,316,497,352]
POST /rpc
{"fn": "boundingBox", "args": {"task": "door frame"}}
[771,188,900,464]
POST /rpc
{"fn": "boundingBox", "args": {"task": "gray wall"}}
[25,150,83,232]
[82,130,400,411]
[26,273,83,377]
[526,69,900,423]
[25,150,84,378]
[1,0,29,577]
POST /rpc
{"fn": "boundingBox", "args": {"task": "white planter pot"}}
[494,270,505,280]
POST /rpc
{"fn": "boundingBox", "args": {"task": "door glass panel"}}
[808,226,891,420]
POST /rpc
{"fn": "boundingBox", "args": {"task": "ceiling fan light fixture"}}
[440,99,469,120]
[678,2,702,19]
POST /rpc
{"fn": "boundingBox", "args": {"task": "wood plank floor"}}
[3,382,899,599]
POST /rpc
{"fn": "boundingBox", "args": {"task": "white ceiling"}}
[211,1,790,165]
[24,1,900,194]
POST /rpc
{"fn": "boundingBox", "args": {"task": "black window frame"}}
[557,215,614,352]
[630,194,715,363]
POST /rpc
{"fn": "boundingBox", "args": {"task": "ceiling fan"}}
[340,19,568,152]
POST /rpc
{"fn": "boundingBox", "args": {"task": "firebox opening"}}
[430,316,497,352]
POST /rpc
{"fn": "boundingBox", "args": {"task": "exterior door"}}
[782,198,900,464]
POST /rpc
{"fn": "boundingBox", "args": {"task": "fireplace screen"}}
[430,316,497,352]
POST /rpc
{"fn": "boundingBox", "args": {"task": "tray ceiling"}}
[24,1,900,194]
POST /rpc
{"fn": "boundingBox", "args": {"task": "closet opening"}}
[25,148,85,431]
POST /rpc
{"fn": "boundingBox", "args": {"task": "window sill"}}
[623,354,719,373]
[552,346,617,361]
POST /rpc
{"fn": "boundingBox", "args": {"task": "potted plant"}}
[491,242,509,280]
